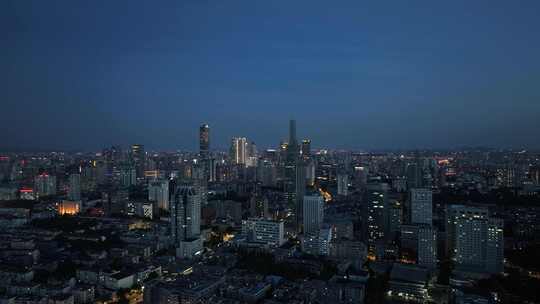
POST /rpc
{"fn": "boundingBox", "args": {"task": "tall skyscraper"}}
[409,188,432,225]
[302,227,332,256]
[170,185,202,258]
[119,166,136,188]
[199,124,210,159]
[284,120,304,231]
[486,218,504,274]
[230,137,248,166]
[301,139,311,159]
[303,192,324,234]
[337,173,349,196]
[305,160,316,186]
[149,179,170,210]
[446,205,504,273]
[417,224,437,269]
[287,119,299,164]
[131,144,145,179]
[363,183,388,255]
[407,154,424,189]
[199,123,211,182]
[68,173,81,201]
[295,160,306,230]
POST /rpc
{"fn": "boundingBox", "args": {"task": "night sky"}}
[2,1,540,151]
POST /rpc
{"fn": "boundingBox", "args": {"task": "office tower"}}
[279,141,289,163]
[387,197,403,240]
[303,192,324,234]
[486,218,504,273]
[305,160,315,186]
[400,224,419,255]
[447,205,504,274]
[417,224,437,269]
[363,183,388,255]
[149,179,170,210]
[230,137,248,166]
[337,173,349,196]
[34,172,57,197]
[295,160,306,230]
[409,188,432,225]
[170,185,202,258]
[301,139,311,159]
[284,119,303,231]
[199,124,210,159]
[68,173,82,201]
[245,141,258,167]
[102,189,129,216]
[199,124,211,182]
[258,160,277,187]
[131,144,145,178]
[353,166,369,189]
[302,227,332,256]
[192,162,208,206]
[208,158,217,182]
[242,218,285,247]
[286,119,299,164]
[407,154,424,189]
[102,145,122,182]
[119,167,136,188]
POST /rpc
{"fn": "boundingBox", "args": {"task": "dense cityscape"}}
[0,120,539,303]
[3,1,540,303]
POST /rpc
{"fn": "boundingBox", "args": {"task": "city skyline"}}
[2,1,540,151]
[1,119,540,153]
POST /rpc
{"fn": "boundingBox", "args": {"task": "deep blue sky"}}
[2,1,540,151]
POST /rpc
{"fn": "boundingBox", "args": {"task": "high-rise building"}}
[284,119,304,231]
[286,119,299,164]
[301,139,311,159]
[417,224,437,269]
[170,185,202,258]
[131,144,145,178]
[387,197,403,240]
[34,172,56,197]
[406,154,424,189]
[337,173,349,196]
[199,124,211,182]
[302,227,332,256]
[303,192,324,234]
[199,124,210,159]
[241,218,285,247]
[305,160,316,186]
[486,218,504,274]
[230,137,248,166]
[295,160,306,230]
[363,183,388,255]
[246,141,258,167]
[119,167,136,188]
[68,173,81,201]
[149,179,169,211]
[409,188,432,225]
[446,205,504,273]
[208,158,217,182]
